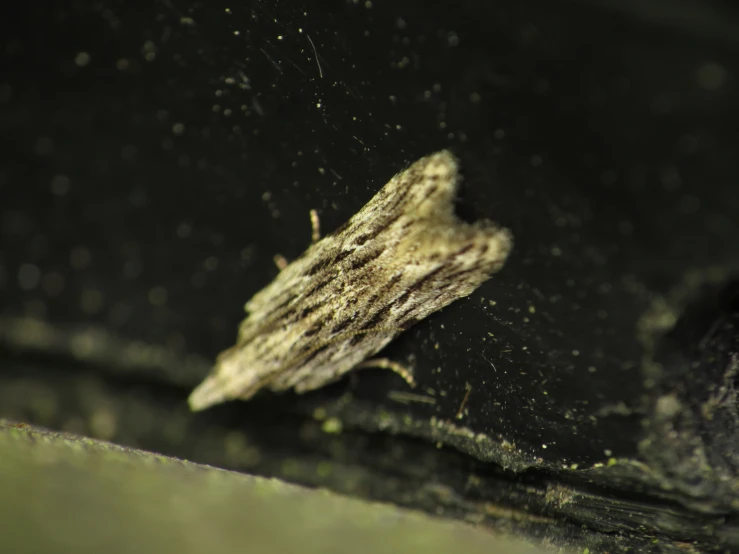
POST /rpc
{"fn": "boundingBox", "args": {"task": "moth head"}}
[188,345,267,411]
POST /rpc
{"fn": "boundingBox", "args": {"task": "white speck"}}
[142,41,157,62]
[74,52,91,67]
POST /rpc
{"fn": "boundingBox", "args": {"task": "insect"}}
[188,150,513,411]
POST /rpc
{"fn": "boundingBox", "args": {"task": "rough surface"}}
[0,422,542,554]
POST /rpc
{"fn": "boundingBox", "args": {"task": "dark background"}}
[2,1,739,552]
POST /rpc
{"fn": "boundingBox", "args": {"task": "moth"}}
[188,150,513,411]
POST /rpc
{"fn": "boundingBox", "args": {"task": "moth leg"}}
[309,208,321,243]
[273,254,289,271]
[356,358,416,388]
[273,210,319,271]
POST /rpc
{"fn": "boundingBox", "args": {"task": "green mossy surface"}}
[0,422,542,554]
